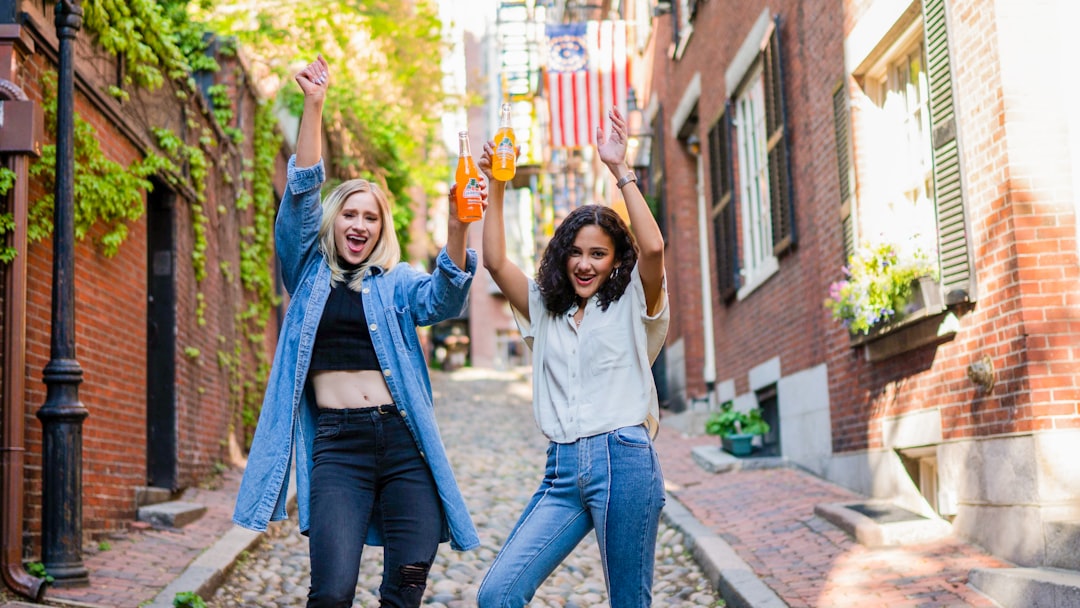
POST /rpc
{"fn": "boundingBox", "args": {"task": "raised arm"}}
[294,55,328,169]
[274,56,330,292]
[597,107,665,315]
[478,142,531,320]
[445,179,486,272]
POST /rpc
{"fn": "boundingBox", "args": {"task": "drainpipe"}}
[0,24,46,601]
[691,138,717,403]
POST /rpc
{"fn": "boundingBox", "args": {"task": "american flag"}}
[545,20,628,149]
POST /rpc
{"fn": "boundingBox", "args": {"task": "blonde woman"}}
[234,55,483,607]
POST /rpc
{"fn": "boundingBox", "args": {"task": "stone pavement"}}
[2,368,1014,607]
[206,368,720,607]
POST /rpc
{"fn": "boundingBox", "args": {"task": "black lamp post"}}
[36,0,89,586]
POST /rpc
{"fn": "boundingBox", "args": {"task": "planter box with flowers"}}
[824,243,942,336]
[824,243,953,359]
[705,401,771,457]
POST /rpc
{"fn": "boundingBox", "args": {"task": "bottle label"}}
[463,178,482,201]
[496,137,514,157]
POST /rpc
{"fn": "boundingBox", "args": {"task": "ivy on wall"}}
[0,167,16,262]
[23,0,284,448]
[28,73,172,258]
[21,0,449,450]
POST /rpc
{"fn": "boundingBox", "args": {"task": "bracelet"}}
[615,171,637,189]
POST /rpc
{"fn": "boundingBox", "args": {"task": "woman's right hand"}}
[478,141,496,181]
[295,55,330,102]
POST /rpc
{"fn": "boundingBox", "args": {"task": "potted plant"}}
[705,402,771,457]
[823,242,939,335]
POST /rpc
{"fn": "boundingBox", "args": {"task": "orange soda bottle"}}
[455,131,483,223]
[492,103,517,182]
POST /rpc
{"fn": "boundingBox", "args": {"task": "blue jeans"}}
[477,425,666,608]
[307,406,442,608]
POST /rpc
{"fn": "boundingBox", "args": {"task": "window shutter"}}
[650,107,667,239]
[832,82,856,262]
[764,15,795,256]
[922,0,974,304]
[709,103,738,301]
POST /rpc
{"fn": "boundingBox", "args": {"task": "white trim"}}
[844,0,921,74]
[670,72,701,136]
[725,8,772,95]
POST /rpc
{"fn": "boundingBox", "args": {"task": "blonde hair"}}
[318,179,401,291]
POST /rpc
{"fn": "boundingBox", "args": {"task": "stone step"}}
[135,485,175,507]
[1045,521,1080,570]
[814,500,951,548]
[690,444,786,474]
[136,500,207,529]
[969,567,1080,608]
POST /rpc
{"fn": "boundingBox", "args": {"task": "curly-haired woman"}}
[476,106,669,607]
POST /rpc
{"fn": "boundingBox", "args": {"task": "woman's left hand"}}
[596,106,628,168]
[447,178,489,227]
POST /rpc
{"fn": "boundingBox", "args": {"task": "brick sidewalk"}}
[654,430,1010,608]
[40,467,243,608]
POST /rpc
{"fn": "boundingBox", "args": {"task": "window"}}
[718,16,793,300]
[858,28,938,264]
[734,67,775,291]
[673,0,696,58]
[841,0,974,306]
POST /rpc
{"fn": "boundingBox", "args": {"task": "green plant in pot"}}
[705,401,771,457]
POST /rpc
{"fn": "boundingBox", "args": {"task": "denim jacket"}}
[233,156,480,551]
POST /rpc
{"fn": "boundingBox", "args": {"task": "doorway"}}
[146,181,178,490]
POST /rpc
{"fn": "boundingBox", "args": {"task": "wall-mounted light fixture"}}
[966,355,995,393]
[684,134,701,156]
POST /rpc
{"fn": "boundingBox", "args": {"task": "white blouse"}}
[512,265,669,443]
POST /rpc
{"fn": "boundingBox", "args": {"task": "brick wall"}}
[651,0,847,401]
[9,24,286,547]
[651,0,1079,451]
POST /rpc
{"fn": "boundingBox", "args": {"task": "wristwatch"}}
[616,171,637,189]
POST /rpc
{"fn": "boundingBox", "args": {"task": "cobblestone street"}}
[209,369,722,607]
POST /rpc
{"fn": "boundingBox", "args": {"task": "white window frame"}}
[734,64,779,299]
[673,0,695,59]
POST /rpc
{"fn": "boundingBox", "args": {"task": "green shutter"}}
[832,82,856,262]
[710,103,738,301]
[923,0,974,304]
[764,15,795,256]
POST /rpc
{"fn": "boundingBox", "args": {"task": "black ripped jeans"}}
[307,406,442,608]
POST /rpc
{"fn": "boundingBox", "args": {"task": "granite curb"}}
[660,493,788,608]
[143,474,297,608]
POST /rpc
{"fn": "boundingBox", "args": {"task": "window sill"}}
[849,277,958,362]
[736,255,779,300]
[852,309,958,362]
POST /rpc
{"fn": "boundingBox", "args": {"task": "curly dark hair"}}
[537,204,638,315]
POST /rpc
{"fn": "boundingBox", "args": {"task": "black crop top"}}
[310,282,381,371]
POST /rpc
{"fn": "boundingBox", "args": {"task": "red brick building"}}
[639,0,1079,577]
[0,0,288,579]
